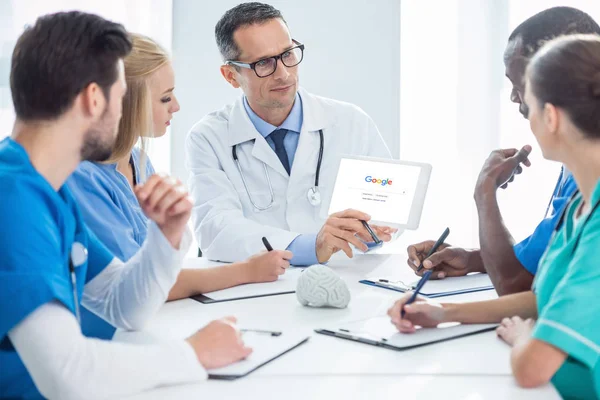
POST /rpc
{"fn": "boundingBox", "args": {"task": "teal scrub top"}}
[533,179,600,400]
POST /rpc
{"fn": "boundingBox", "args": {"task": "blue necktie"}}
[269,129,291,175]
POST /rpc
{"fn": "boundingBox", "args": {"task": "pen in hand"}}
[416,227,450,273]
[361,220,382,244]
[401,270,433,318]
[262,237,273,252]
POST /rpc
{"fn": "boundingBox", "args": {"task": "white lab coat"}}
[185,88,392,262]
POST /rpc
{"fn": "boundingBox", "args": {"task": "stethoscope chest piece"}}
[69,241,87,326]
[307,187,321,206]
[71,242,88,268]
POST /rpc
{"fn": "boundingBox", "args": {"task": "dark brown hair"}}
[528,34,600,139]
[10,11,131,121]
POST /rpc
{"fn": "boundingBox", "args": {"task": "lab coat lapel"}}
[227,95,289,179]
[288,89,335,184]
[251,137,290,179]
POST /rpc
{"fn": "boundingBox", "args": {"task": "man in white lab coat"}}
[186,2,394,263]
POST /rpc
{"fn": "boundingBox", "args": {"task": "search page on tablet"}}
[328,158,422,225]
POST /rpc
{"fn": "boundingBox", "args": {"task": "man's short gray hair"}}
[215,2,287,61]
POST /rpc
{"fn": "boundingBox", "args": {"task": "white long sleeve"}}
[82,222,191,331]
[9,301,206,400]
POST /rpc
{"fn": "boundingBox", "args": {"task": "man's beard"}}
[80,110,117,162]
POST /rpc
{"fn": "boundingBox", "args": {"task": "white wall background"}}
[170,0,401,184]
[397,0,510,249]
[0,0,173,173]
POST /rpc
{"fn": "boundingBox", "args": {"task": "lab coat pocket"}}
[236,188,280,215]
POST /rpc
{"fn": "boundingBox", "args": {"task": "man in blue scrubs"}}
[407,7,598,295]
[0,12,251,399]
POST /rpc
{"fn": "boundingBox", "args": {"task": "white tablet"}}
[327,156,432,229]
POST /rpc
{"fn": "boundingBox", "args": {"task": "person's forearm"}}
[167,263,249,301]
[10,302,206,400]
[475,185,534,295]
[510,339,567,388]
[465,249,486,273]
[443,291,537,324]
[82,223,189,330]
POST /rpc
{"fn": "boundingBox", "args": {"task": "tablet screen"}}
[328,157,428,226]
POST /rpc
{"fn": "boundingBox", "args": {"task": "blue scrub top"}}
[513,168,577,275]
[65,148,155,340]
[0,138,114,399]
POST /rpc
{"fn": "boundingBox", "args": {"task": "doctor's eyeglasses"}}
[226,39,305,78]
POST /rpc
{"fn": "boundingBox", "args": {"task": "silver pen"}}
[241,329,282,337]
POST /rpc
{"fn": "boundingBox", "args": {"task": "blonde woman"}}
[66,34,292,340]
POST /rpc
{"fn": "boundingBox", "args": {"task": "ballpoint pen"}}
[401,269,433,318]
[241,329,282,337]
[361,220,383,245]
[416,227,450,273]
[262,236,274,251]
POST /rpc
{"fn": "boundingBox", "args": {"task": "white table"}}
[115,253,559,399]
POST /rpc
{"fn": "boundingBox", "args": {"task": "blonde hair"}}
[103,33,169,175]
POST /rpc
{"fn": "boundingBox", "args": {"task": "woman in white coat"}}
[186,3,395,263]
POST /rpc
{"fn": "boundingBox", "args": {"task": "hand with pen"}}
[387,294,446,334]
[406,228,482,279]
[406,241,482,279]
[244,248,293,283]
[391,227,451,333]
[315,209,397,263]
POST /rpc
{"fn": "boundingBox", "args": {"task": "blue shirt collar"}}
[243,93,303,138]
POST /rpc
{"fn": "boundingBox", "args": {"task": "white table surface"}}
[114,253,559,399]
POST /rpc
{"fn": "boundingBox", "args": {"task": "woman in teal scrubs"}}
[388,34,600,399]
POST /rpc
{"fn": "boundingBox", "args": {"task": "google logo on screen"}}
[365,176,392,186]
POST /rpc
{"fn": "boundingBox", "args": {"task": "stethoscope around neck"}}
[232,129,324,211]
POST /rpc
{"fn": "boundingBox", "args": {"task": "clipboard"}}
[191,267,304,304]
[359,273,495,298]
[208,333,309,380]
[192,290,296,304]
[315,316,496,351]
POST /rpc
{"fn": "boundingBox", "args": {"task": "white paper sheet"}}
[327,316,496,349]
[365,273,494,296]
[200,267,305,301]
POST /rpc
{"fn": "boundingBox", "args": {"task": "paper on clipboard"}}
[316,316,496,350]
[208,332,309,379]
[192,267,305,303]
[360,273,494,298]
